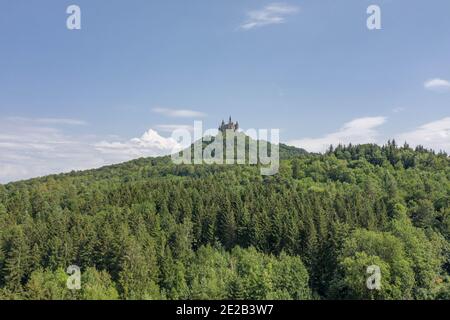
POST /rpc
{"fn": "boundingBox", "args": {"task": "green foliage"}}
[24,268,71,300]
[271,252,310,300]
[79,267,120,300]
[331,229,415,299]
[23,267,119,300]
[389,205,444,298]
[0,142,448,300]
[188,246,232,300]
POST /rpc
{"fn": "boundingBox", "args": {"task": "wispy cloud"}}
[289,117,387,153]
[289,115,450,154]
[95,129,182,159]
[0,118,100,182]
[0,117,181,183]
[240,3,299,30]
[396,117,450,153]
[155,124,194,133]
[6,117,88,126]
[152,107,206,118]
[424,78,450,92]
[2,115,449,183]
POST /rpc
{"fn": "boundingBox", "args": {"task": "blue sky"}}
[1,0,450,182]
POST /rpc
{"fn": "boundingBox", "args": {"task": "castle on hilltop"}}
[219,117,239,132]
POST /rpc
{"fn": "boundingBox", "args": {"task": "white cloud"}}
[6,116,88,126]
[152,107,206,118]
[0,118,182,183]
[155,124,194,133]
[2,114,448,183]
[0,120,103,182]
[240,3,299,30]
[396,117,450,153]
[424,78,450,92]
[94,129,182,161]
[289,117,387,153]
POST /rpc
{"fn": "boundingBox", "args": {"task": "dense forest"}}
[0,140,449,300]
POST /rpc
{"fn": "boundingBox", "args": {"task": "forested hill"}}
[3,135,307,185]
[0,141,449,300]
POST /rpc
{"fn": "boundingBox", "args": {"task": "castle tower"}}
[219,117,239,132]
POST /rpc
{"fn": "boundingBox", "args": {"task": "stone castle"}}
[219,117,239,132]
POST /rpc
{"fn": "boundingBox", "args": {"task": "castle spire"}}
[219,117,239,132]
